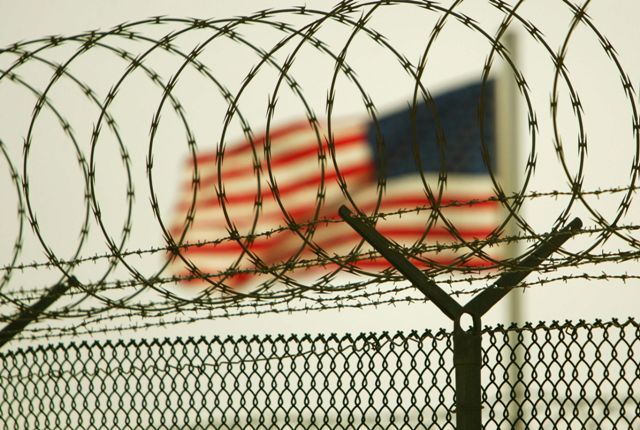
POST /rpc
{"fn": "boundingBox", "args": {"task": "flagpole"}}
[497,32,522,326]
[495,30,524,428]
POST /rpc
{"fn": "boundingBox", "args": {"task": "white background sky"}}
[0,0,638,343]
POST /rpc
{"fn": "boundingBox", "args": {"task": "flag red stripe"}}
[188,121,323,165]
[189,132,367,189]
[267,133,364,166]
[177,162,374,209]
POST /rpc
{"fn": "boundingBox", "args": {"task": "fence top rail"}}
[0,316,636,359]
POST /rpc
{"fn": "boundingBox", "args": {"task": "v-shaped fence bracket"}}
[339,205,582,430]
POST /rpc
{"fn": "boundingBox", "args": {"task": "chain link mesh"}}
[0,318,637,429]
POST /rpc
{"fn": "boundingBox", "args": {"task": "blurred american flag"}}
[169,81,501,288]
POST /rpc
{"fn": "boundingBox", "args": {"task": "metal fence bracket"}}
[339,205,582,430]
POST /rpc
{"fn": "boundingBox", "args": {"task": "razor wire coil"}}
[0,0,638,339]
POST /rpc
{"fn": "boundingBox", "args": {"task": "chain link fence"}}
[0,318,637,429]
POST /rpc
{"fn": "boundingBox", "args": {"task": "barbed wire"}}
[0,0,638,340]
[2,219,640,302]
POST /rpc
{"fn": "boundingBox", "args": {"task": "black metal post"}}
[338,205,582,429]
[454,322,482,430]
[0,276,78,348]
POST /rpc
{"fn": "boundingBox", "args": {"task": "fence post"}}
[339,205,581,429]
[453,318,482,430]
